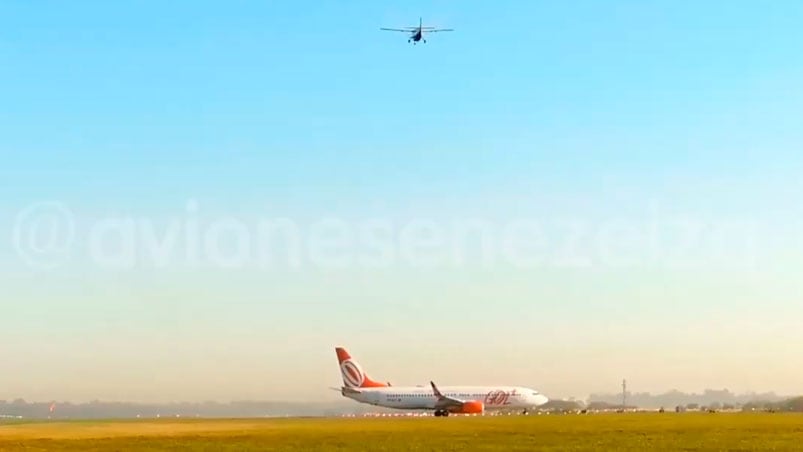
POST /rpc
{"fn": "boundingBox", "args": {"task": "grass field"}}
[1,413,802,451]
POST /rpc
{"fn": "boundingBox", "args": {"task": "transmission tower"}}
[622,379,627,409]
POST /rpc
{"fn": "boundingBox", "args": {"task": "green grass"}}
[1,413,802,451]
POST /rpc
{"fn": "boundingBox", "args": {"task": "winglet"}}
[430,381,444,399]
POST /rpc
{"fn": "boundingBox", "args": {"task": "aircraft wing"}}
[380,28,413,32]
[430,381,466,409]
[425,29,454,32]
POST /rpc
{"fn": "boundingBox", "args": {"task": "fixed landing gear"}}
[434,410,450,417]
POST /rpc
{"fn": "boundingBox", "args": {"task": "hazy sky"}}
[2,1,803,403]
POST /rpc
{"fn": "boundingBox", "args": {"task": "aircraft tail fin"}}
[336,347,389,388]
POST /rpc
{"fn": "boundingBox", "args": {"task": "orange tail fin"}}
[335,347,388,388]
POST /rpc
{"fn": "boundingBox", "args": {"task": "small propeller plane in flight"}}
[380,17,453,44]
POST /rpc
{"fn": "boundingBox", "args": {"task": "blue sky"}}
[2,1,803,402]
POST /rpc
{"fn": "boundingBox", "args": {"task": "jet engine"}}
[455,400,484,414]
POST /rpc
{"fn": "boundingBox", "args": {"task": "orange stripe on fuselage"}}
[360,377,388,388]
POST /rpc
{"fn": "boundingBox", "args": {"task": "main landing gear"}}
[434,410,450,417]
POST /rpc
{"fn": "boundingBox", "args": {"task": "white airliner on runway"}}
[335,347,549,417]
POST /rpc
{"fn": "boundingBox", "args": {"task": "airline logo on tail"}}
[336,347,389,388]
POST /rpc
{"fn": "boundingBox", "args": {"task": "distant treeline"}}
[3,393,802,419]
[0,399,375,419]
[588,389,789,409]
[536,396,803,413]
[741,397,803,412]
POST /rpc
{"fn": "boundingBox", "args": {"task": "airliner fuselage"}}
[343,385,548,411]
[335,347,549,416]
